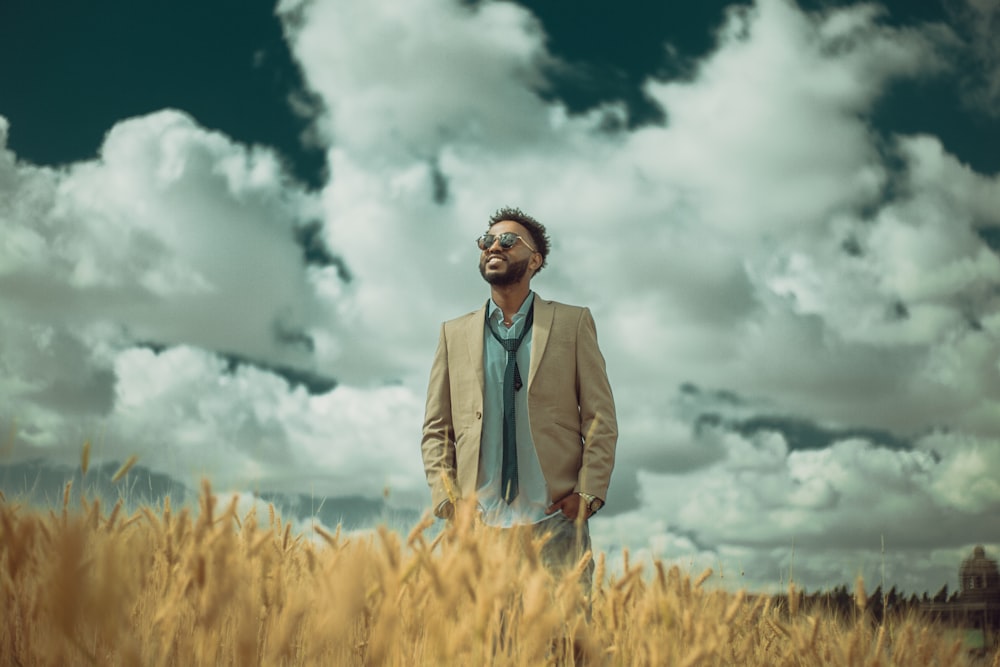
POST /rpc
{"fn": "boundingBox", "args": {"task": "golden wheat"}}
[0,483,991,666]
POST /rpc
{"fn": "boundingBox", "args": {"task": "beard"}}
[479,254,531,286]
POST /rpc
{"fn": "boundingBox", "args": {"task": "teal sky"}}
[1,0,999,595]
[1,0,996,184]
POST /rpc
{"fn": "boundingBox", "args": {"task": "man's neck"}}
[490,284,532,325]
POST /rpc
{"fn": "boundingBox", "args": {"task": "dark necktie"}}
[486,302,534,504]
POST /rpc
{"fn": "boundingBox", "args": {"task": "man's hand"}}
[546,493,588,520]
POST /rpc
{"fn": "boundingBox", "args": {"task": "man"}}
[420,207,617,579]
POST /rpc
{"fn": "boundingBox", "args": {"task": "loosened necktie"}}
[486,302,534,504]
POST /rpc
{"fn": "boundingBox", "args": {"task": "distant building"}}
[925,545,1000,649]
[960,545,1000,604]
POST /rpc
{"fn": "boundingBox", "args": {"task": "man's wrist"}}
[577,492,603,515]
[435,499,455,519]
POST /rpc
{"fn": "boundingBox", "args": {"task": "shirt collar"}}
[488,291,534,322]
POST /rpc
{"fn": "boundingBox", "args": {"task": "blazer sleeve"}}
[420,324,458,514]
[575,308,618,501]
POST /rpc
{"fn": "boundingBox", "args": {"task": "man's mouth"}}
[486,255,505,268]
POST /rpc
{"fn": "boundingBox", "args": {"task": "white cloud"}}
[625,428,1000,591]
[1,110,333,366]
[109,346,427,502]
[630,0,942,236]
[0,109,429,506]
[277,0,555,162]
[923,430,1000,514]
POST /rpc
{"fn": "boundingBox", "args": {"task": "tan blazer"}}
[421,295,618,516]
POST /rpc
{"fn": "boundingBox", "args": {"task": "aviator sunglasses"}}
[476,232,537,252]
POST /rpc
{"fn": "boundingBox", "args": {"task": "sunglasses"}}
[476,232,537,252]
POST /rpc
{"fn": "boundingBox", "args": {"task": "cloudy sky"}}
[2,0,999,594]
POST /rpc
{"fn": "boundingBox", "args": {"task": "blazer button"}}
[475,411,482,419]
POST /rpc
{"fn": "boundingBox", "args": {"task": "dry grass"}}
[0,480,994,666]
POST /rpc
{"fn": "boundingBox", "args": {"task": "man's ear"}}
[529,253,543,272]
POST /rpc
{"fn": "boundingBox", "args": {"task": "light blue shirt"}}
[477,292,556,527]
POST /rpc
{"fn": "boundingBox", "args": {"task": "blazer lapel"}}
[465,301,488,395]
[528,295,553,391]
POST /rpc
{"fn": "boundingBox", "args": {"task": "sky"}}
[1,0,999,595]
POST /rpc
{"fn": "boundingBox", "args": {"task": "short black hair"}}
[487,207,550,274]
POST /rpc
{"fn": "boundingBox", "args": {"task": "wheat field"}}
[0,477,994,666]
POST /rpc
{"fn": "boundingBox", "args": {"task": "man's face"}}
[478,221,538,286]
